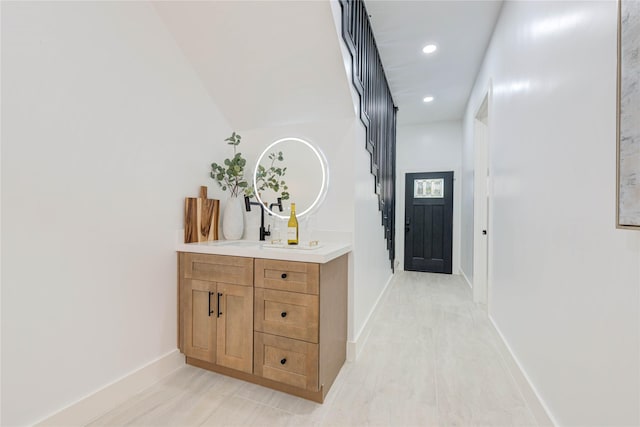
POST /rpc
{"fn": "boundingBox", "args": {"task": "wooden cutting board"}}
[184,186,220,243]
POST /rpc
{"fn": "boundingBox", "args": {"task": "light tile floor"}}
[89,271,538,426]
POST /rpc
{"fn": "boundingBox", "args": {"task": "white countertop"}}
[176,240,352,264]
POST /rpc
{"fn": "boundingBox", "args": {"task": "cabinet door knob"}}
[281,273,287,279]
[280,358,287,365]
[281,312,287,318]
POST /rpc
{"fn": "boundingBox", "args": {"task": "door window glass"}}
[414,178,444,198]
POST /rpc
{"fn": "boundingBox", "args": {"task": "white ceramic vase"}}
[222,195,244,240]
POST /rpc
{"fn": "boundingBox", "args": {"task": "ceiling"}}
[365,0,503,125]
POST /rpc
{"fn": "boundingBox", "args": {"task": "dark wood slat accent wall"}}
[339,0,398,270]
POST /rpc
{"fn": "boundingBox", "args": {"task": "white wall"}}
[461,2,640,425]
[329,0,394,347]
[153,1,353,132]
[1,3,232,425]
[2,1,391,424]
[396,121,463,273]
[351,119,394,343]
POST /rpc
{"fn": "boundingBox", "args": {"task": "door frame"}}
[397,167,461,274]
[473,85,492,307]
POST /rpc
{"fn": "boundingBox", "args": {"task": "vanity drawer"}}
[254,288,318,343]
[181,253,253,286]
[254,259,319,294]
[254,332,319,391]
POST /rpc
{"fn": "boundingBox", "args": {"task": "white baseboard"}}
[36,349,185,426]
[461,269,473,290]
[488,317,557,427]
[346,273,395,362]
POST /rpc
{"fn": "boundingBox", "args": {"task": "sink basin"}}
[214,240,261,247]
[262,242,324,251]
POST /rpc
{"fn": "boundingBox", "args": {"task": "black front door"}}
[404,171,453,273]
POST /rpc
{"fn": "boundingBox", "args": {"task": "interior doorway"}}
[473,92,490,305]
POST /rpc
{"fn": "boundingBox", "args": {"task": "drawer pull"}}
[281,311,287,318]
[281,273,287,279]
[280,358,287,365]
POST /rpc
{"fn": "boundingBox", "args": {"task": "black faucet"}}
[244,196,283,241]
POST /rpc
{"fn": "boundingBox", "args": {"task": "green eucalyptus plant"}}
[210,132,249,197]
[210,132,290,202]
[248,151,290,201]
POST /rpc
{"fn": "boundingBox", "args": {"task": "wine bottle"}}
[287,203,298,245]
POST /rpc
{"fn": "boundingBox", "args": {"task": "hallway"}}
[89,272,537,426]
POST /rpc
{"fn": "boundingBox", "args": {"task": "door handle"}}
[217,292,223,317]
[405,217,411,232]
[208,291,214,317]
[482,230,487,235]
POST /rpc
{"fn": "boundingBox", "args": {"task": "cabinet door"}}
[216,282,253,373]
[183,279,217,363]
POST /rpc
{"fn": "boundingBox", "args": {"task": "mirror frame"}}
[253,137,329,220]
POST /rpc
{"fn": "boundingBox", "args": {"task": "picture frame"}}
[617,0,640,229]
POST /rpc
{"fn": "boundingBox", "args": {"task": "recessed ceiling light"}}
[423,96,434,103]
[422,44,437,54]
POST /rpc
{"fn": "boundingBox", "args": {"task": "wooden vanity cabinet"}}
[178,252,347,403]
